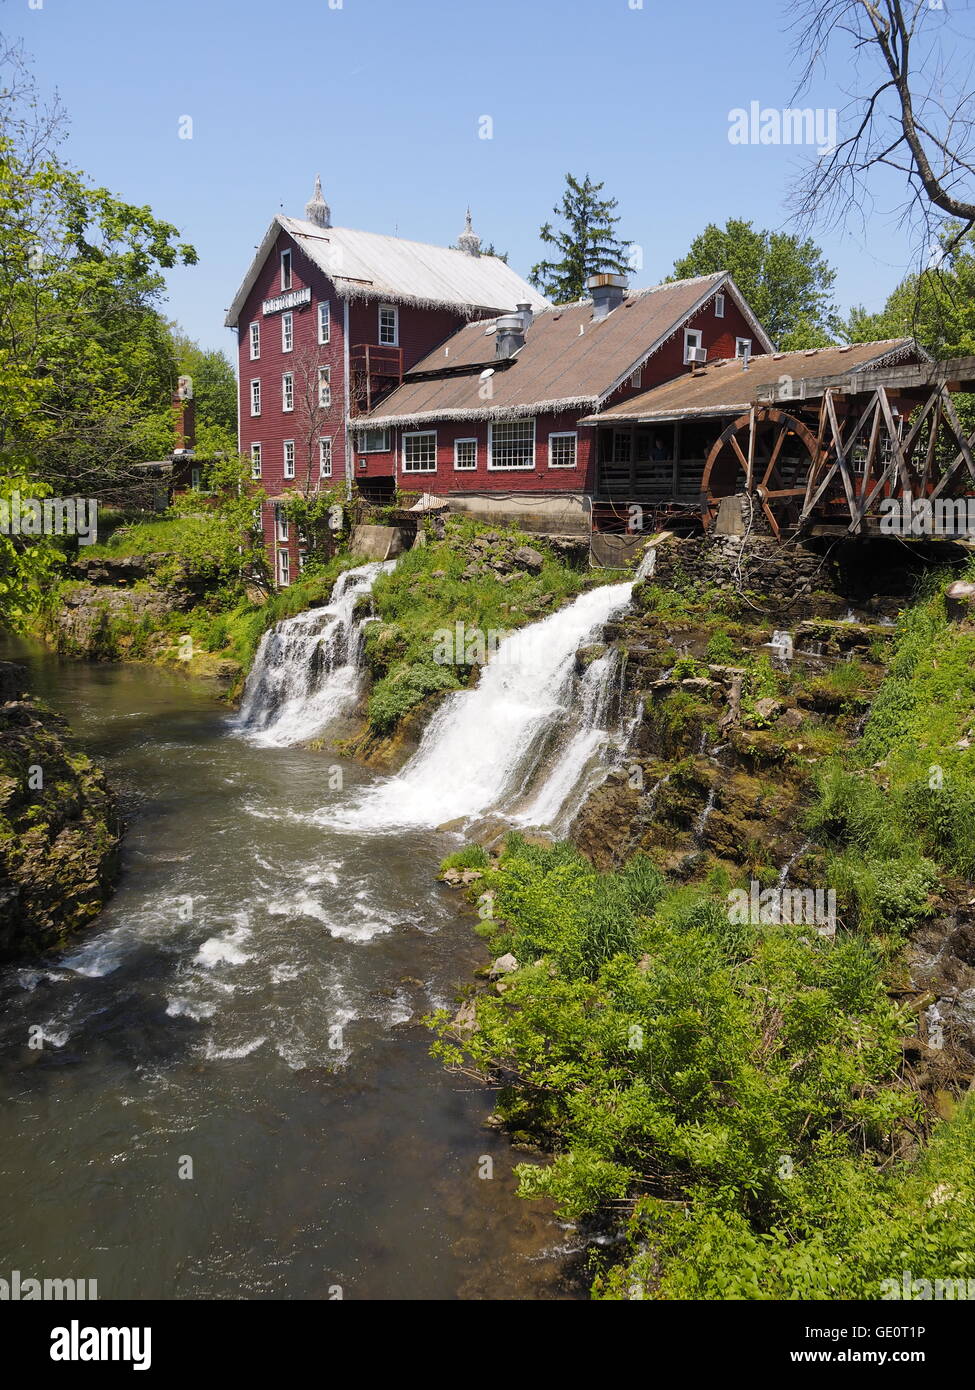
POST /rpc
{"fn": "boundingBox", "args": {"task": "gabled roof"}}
[225,216,549,327]
[358,273,772,428]
[579,339,923,424]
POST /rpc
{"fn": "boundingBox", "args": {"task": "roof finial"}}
[305,174,331,229]
[457,206,481,257]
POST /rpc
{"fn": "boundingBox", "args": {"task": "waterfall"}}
[327,581,635,832]
[232,561,394,747]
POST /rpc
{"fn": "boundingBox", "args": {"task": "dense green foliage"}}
[431,565,975,1298]
[670,218,841,349]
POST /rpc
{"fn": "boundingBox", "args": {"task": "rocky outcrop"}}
[0,661,121,956]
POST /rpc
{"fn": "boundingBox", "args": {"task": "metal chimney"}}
[516,301,534,333]
[587,272,627,321]
[495,314,526,360]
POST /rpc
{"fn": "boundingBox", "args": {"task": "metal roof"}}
[578,339,922,424]
[225,216,549,327]
[360,273,771,427]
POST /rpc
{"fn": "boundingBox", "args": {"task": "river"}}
[0,644,579,1300]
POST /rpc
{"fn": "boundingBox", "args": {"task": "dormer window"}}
[280,249,292,291]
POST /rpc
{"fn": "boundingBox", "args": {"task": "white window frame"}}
[357,428,390,453]
[488,418,536,471]
[319,436,333,479]
[683,328,703,364]
[378,303,399,347]
[318,365,331,409]
[714,293,726,318]
[628,367,642,388]
[281,310,294,353]
[275,507,289,543]
[280,249,292,291]
[282,371,294,412]
[250,442,262,479]
[317,300,330,345]
[252,503,263,531]
[401,429,438,474]
[249,321,260,360]
[548,431,578,469]
[736,336,752,358]
[283,439,296,480]
[453,437,478,471]
[250,378,261,416]
[277,549,290,587]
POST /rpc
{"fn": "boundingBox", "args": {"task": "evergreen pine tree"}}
[530,173,631,304]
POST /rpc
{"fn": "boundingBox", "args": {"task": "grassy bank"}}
[431,562,975,1299]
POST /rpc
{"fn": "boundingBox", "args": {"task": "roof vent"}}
[516,301,534,332]
[495,314,525,360]
[587,272,628,321]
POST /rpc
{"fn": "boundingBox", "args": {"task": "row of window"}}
[247,299,398,361]
[250,367,331,416]
[397,422,577,473]
[250,439,332,481]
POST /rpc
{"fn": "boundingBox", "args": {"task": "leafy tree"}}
[671,218,840,349]
[844,224,975,359]
[530,173,631,304]
[171,331,238,456]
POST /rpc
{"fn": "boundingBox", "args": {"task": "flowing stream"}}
[0,572,636,1298]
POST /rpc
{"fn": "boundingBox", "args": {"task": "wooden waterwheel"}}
[701,406,820,538]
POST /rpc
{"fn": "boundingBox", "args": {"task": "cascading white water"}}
[325,581,634,831]
[233,560,394,747]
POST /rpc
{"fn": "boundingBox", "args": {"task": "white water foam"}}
[232,560,394,747]
[319,581,634,831]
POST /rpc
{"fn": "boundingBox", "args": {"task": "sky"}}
[5,0,961,356]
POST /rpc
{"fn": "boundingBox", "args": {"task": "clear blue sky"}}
[8,0,940,356]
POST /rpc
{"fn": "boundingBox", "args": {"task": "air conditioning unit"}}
[687,346,707,365]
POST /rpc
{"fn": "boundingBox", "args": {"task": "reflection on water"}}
[0,643,579,1300]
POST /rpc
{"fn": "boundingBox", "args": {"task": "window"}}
[250,378,261,416]
[277,549,290,587]
[281,311,293,353]
[282,372,294,412]
[249,322,260,360]
[252,503,263,531]
[379,304,398,346]
[683,329,703,364]
[714,293,725,318]
[318,366,331,409]
[489,418,535,470]
[628,367,642,388]
[298,550,307,573]
[357,427,390,453]
[402,430,437,473]
[283,440,295,479]
[736,337,752,358]
[454,438,477,471]
[280,249,292,291]
[318,300,330,345]
[275,507,289,542]
[191,466,202,491]
[548,432,577,469]
[319,437,333,479]
[250,442,262,479]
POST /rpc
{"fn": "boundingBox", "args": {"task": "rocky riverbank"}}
[0,660,121,956]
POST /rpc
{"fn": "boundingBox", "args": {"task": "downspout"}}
[343,299,352,504]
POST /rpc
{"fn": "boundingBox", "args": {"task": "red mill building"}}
[227,178,920,584]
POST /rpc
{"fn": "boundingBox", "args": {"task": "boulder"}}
[511,546,545,575]
[489,952,518,978]
[946,580,975,622]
